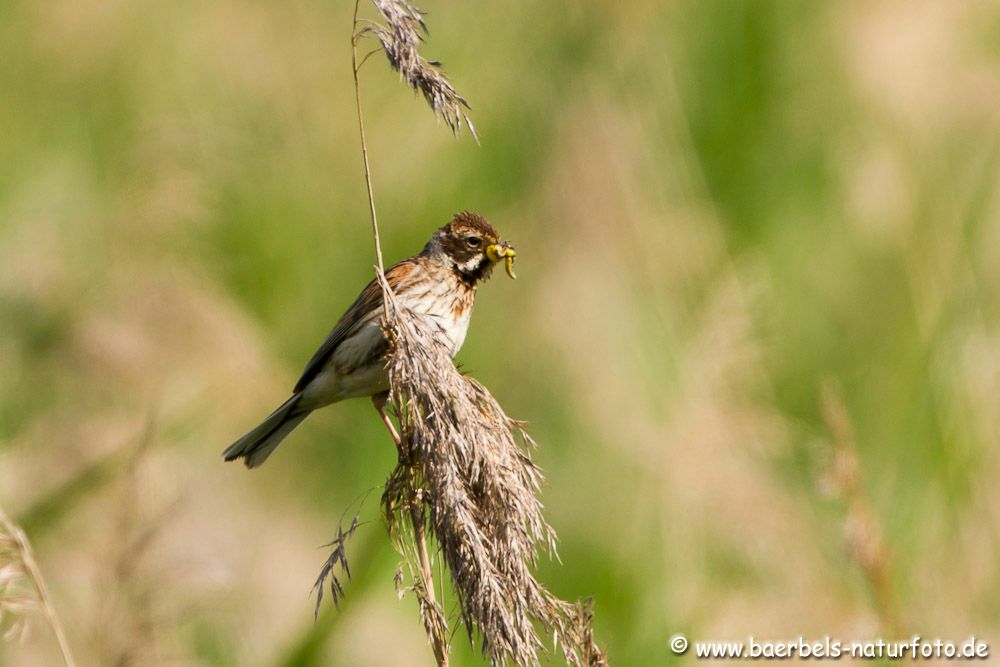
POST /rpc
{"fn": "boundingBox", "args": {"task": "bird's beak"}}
[486,242,517,279]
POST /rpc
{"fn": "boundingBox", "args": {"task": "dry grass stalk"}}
[355,0,478,140]
[0,506,77,667]
[348,1,453,663]
[378,274,606,667]
[819,380,898,635]
[349,2,452,663]
[342,2,603,663]
[312,512,361,617]
[390,509,450,665]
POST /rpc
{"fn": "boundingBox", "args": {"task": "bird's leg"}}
[372,391,403,453]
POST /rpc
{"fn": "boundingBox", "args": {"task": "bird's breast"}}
[397,265,475,357]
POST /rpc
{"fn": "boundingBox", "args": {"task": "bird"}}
[223,211,516,468]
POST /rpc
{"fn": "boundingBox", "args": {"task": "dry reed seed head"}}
[843,513,881,571]
[411,569,450,658]
[374,275,603,667]
[312,512,361,617]
[0,564,22,589]
[0,528,37,643]
[817,381,896,635]
[361,0,478,140]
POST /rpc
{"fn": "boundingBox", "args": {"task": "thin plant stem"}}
[377,400,449,666]
[351,0,386,283]
[351,2,448,664]
[0,507,77,667]
[406,451,449,667]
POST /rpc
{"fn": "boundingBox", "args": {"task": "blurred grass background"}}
[2,0,1000,664]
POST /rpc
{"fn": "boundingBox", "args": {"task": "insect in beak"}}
[486,242,517,279]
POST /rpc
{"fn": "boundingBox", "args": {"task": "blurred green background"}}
[3,0,1000,664]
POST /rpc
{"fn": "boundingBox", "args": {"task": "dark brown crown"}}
[447,211,499,242]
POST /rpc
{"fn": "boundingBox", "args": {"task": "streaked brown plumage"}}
[223,212,515,468]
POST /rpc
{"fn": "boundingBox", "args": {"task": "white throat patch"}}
[456,256,485,274]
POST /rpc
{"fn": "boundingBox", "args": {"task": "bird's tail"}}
[223,394,310,468]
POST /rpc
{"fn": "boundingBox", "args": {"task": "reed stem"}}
[350,2,448,663]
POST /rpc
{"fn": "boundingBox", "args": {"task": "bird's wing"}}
[293,259,418,393]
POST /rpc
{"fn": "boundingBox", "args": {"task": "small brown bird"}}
[223,212,516,468]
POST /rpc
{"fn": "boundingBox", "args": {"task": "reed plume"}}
[378,278,606,666]
[819,380,898,635]
[313,1,606,663]
[0,506,76,667]
[357,0,477,140]
[312,512,360,616]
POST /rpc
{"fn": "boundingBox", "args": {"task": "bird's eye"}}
[466,236,482,248]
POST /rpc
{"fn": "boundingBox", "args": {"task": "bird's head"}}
[424,211,516,283]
